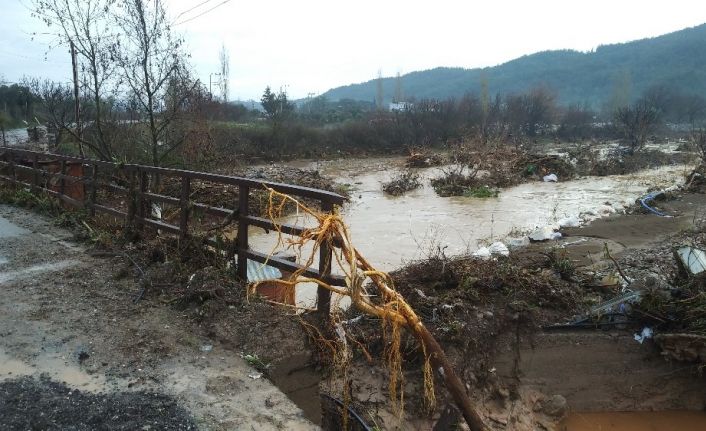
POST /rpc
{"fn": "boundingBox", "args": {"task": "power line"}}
[173,0,215,21]
[173,0,232,26]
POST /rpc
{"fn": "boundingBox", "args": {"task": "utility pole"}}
[209,73,221,100]
[70,40,83,157]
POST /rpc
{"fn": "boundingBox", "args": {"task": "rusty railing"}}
[0,147,346,313]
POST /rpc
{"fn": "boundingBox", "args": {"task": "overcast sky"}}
[2,0,706,101]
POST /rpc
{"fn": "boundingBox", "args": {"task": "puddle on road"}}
[249,157,693,308]
[0,348,109,392]
[563,411,706,431]
[0,259,81,284]
[0,215,30,238]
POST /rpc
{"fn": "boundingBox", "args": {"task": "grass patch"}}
[462,186,499,198]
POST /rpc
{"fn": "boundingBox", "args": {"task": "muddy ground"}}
[330,187,706,430]
[0,203,317,430]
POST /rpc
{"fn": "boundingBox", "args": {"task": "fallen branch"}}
[257,187,487,431]
[604,242,631,286]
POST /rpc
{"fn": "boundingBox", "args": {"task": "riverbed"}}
[249,156,694,308]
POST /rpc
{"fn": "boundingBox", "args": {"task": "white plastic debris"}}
[558,215,581,228]
[506,237,530,250]
[487,242,510,257]
[248,372,262,379]
[529,226,561,242]
[200,344,213,352]
[151,203,162,219]
[676,247,706,276]
[472,247,492,259]
[634,327,653,344]
[543,173,558,182]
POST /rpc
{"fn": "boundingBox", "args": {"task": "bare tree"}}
[26,78,74,149]
[219,44,230,103]
[32,0,118,159]
[614,100,661,154]
[114,0,195,168]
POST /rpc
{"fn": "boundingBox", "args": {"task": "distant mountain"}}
[322,24,706,108]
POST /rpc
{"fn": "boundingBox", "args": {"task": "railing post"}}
[88,164,98,216]
[317,200,334,315]
[237,185,249,281]
[9,153,16,183]
[125,169,137,233]
[179,176,191,240]
[32,154,40,191]
[137,170,147,229]
[59,160,67,197]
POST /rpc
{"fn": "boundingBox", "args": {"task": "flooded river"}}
[249,157,693,308]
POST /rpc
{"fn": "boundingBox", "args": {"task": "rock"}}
[541,394,567,417]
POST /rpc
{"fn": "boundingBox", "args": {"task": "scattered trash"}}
[529,226,561,242]
[591,290,643,316]
[150,203,162,220]
[675,246,706,276]
[639,191,672,217]
[487,242,510,257]
[472,247,492,260]
[246,259,282,282]
[634,327,653,344]
[473,242,510,259]
[543,173,558,182]
[200,344,213,352]
[506,237,530,249]
[248,372,262,379]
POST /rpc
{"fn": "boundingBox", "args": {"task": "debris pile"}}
[405,148,444,168]
[382,170,422,196]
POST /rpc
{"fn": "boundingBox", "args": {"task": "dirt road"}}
[0,204,317,430]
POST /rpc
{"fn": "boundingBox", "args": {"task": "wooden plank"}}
[142,191,180,206]
[89,164,98,216]
[317,201,334,313]
[94,203,127,219]
[243,215,306,236]
[192,203,234,218]
[237,185,249,281]
[57,193,84,209]
[139,217,181,235]
[59,160,67,196]
[179,176,190,239]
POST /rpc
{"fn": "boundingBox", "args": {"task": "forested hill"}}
[322,24,706,108]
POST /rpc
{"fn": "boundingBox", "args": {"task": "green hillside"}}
[322,24,706,108]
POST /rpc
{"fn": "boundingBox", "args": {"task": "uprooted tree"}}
[256,188,487,431]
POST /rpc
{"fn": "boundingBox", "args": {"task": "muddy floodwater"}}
[249,157,693,308]
[563,411,706,430]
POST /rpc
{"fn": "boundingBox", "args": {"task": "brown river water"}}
[563,411,706,430]
[249,156,694,309]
